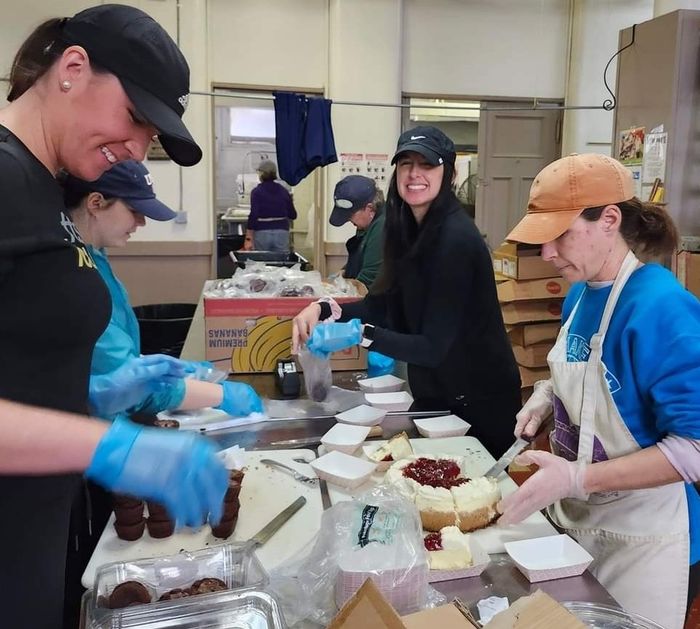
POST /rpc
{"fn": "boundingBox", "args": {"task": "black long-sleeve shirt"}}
[341,200,520,456]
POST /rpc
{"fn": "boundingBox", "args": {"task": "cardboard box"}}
[204,294,366,373]
[519,364,550,388]
[497,277,569,303]
[485,590,585,628]
[501,299,562,326]
[676,250,700,299]
[512,341,554,368]
[492,242,558,281]
[507,322,560,346]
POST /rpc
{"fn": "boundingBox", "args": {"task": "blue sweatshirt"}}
[89,246,185,418]
[564,263,700,564]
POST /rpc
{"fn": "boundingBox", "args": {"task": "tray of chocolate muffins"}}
[83,542,269,627]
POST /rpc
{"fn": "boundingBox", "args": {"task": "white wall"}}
[562,0,655,155]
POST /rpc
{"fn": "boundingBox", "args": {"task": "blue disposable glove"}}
[85,418,228,527]
[306,319,363,358]
[215,381,264,417]
[368,351,395,377]
[89,354,188,417]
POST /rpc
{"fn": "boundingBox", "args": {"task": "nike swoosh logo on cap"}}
[410,135,426,140]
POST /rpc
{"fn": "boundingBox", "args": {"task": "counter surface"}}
[210,371,618,617]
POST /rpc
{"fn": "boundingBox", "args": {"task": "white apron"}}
[546,250,689,629]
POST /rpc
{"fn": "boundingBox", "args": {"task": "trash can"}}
[132,303,197,357]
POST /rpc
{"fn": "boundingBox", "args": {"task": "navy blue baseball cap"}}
[63,160,177,221]
[330,175,377,226]
[391,126,456,166]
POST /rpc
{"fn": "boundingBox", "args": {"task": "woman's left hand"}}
[497,450,588,525]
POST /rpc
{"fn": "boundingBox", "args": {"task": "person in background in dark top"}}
[330,174,386,288]
[292,126,521,457]
[0,6,228,628]
[243,159,297,252]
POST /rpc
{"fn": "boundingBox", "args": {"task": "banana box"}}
[204,296,366,373]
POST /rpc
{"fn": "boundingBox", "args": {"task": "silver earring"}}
[61,80,72,91]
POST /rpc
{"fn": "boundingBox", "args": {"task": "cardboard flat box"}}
[507,322,560,346]
[512,341,554,368]
[501,299,563,326]
[204,294,366,373]
[485,590,585,628]
[519,364,550,388]
[497,277,569,303]
[676,250,700,299]
[492,242,558,281]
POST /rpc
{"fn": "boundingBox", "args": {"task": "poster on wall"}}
[339,152,363,175]
[626,164,643,198]
[642,128,668,184]
[618,127,645,165]
[364,153,389,186]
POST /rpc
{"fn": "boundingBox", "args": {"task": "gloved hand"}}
[89,354,189,417]
[368,351,395,377]
[306,319,363,358]
[85,418,228,527]
[216,381,264,417]
[514,379,553,439]
[497,450,588,526]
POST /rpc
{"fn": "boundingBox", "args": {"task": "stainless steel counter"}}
[210,371,618,616]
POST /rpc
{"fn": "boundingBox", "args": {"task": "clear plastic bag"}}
[296,348,332,402]
[268,486,445,626]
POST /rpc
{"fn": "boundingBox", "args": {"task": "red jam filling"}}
[402,457,468,489]
[424,532,443,551]
[381,454,394,462]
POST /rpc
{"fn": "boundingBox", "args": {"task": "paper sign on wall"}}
[340,153,364,175]
[619,127,645,165]
[642,130,667,184]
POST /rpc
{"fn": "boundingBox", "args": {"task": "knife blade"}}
[247,496,307,547]
[483,437,530,479]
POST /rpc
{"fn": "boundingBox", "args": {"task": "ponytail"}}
[581,198,679,257]
[7,18,68,102]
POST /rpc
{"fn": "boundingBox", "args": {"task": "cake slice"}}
[451,476,501,532]
[424,526,473,570]
[367,432,413,471]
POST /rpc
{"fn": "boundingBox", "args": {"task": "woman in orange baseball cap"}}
[498,153,700,628]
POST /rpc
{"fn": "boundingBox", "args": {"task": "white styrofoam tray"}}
[82,449,323,588]
[324,436,558,554]
[358,374,406,393]
[505,534,594,582]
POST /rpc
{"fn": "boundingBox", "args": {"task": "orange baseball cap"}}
[506,153,635,244]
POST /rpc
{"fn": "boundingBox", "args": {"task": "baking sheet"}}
[321,436,558,554]
[82,449,323,588]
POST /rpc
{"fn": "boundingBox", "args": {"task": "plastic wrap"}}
[296,348,333,402]
[269,486,445,626]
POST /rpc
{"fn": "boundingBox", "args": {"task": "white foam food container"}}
[309,450,377,489]
[357,374,406,393]
[504,534,593,582]
[335,404,387,426]
[320,423,371,455]
[364,391,414,412]
[413,414,471,438]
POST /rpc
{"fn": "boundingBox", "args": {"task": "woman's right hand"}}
[291,303,322,354]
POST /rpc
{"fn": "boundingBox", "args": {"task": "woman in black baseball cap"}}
[0,6,221,627]
[293,126,521,459]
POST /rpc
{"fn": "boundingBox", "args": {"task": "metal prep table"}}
[207,371,619,616]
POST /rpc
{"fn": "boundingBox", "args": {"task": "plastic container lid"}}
[561,601,666,628]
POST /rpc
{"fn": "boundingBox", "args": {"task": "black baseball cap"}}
[391,126,456,166]
[330,175,377,226]
[63,160,177,221]
[61,4,202,167]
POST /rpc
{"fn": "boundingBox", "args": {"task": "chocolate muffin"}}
[114,503,145,525]
[210,516,237,540]
[224,483,242,503]
[153,419,180,429]
[108,581,151,609]
[113,495,143,509]
[222,500,240,520]
[190,577,228,595]
[146,502,170,521]
[114,519,146,541]
[146,518,175,539]
[158,587,192,601]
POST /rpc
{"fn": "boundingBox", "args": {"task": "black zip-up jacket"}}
[341,200,520,456]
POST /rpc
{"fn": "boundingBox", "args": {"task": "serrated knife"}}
[247,496,307,547]
[483,437,530,479]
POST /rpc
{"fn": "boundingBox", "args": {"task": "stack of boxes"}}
[492,242,568,402]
